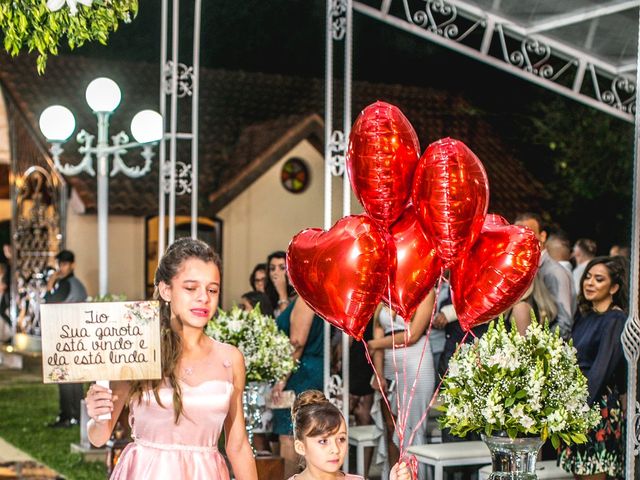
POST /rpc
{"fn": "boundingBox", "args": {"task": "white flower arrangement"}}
[439,318,600,448]
[205,305,297,383]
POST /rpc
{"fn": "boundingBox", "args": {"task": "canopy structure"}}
[354,0,638,122]
[324,0,640,476]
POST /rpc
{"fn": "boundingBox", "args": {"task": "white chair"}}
[407,441,492,480]
[348,425,381,476]
[478,460,572,480]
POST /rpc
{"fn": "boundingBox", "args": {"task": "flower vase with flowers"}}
[205,305,297,450]
[438,318,600,479]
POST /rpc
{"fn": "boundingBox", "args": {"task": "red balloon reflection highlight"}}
[450,214,541,332]
[383,207,441,319]
[286,215,391,341]
[412,137,489,266]
[347,101,421,228]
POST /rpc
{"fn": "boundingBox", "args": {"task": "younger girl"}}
[85,238,257,479]
[290,390,412,480]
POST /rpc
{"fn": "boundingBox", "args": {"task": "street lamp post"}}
[39,77,163,297]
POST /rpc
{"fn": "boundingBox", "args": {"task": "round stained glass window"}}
[280,157,310,194]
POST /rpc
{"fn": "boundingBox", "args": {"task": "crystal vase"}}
[242,381,270,452]
[481,433,543,480]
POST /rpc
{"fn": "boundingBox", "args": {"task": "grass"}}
[0,368,106,480]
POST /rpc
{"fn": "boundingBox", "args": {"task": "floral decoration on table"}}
[206,305,297,383]
[438,318,600,448]
[0,0,138,73]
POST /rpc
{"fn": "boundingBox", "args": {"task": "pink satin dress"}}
[111,340,234,479]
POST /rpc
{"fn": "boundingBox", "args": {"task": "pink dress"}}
[287,476,362,479]
[111,340,234,479]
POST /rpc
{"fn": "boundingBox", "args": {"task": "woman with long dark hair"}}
[560,256,628,480]
[264,251,296,317]
[85,238,257,479]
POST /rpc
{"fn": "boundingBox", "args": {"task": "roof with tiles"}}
[0,52,544,221]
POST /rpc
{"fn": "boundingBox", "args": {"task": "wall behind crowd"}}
[218,140,362,309]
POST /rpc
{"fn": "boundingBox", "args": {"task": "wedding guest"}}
[85,238,258,479]
[546,233,573,273]
[271,298,325,478]
[249,263,267,293]
[44,249,87,428]
[240,290,274,317]
[505,275,557,335]
[369,292,435,479]
[572,238,597,294]
[609,244,630,259]
[515,213,575,339]
[264,251,296,316]
[289,390,411,480]
[560,256,627,480]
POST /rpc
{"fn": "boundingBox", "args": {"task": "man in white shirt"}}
[515,213,576,340]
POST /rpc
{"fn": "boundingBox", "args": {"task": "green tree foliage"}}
[515,96,634,247]
[0,0,138,74]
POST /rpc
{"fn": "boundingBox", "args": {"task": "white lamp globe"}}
[130,110,163,143]
[39,105,76,142]
[85,77,121,112]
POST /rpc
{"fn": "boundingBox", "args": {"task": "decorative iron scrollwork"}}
[327,374,344,411]
[163,61,194,98]
[330,0,349,41]
[329,130,346,177]
[162,161,193,195]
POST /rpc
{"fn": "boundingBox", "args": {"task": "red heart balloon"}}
[383,206,442,319]
[286,215,391,340]
[347,101,421,228]
[412,137,489,266]
[449,214,541,332]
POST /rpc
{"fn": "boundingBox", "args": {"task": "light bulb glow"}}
[130,110,163,143]
[85,77,121,113]
[39,105,75,142]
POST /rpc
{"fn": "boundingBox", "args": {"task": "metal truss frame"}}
[353,0,637,122]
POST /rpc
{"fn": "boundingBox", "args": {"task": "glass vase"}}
[242,381,271,453]
[481,433,543,480]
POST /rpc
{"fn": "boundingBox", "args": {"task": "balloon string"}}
[406,330,471,447]
[399,271,443,438]
[387,281,403,439]
[363,341,399,436]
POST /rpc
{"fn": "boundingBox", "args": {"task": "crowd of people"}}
[234,212,630,480]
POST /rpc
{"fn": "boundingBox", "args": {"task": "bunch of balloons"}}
[287,101,540,339]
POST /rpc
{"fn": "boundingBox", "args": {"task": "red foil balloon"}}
[412,137,489,266]
[383,206,441,319]
[347,101,421,228]
[286,215,391,341]
[449,214,541,332]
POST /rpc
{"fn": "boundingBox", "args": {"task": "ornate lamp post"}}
[38,77,162,296]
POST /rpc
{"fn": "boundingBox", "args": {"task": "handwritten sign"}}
[40,301,161,383]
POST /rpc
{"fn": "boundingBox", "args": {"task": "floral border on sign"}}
[123,301,158,326]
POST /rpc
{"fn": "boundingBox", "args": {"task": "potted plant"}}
[438,318,600,478]
[205,305,297,449]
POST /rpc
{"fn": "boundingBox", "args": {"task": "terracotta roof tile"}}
[0,52,543,220]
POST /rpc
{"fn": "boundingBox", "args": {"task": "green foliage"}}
[87,293,126,302]
[0,376,105,480]
[438,317,600,447]
[0,0,138,74]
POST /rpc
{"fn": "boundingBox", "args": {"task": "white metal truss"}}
[354,0,637,122]
[158,0,201,258]
[325,0,354,470]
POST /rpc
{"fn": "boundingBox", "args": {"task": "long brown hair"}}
[292,390,344,441]
[130,237,221,423]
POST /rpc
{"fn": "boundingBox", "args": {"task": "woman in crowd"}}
[289,390,411,480]
[249,262,267,293]
[560,256,628,480]
[369,291,436,479]
[85,238,257,479]
[506,275,557,335]
[271,297,325,478]
[264,251,296,316]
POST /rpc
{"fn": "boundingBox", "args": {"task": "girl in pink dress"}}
[85,238,258,479]
[288,390,411,480]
